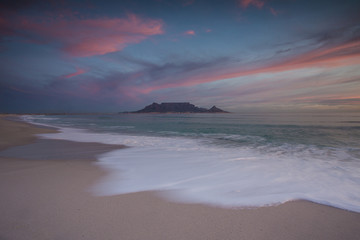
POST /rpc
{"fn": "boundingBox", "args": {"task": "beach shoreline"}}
[0,115,360,240]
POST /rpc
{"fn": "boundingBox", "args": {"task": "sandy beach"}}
[0,116,360,240]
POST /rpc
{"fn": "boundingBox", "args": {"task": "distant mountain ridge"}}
[133,102,229,113]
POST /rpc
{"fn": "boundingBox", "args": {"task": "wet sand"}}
[1,115,359,240]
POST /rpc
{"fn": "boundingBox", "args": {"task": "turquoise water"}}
[23,113,360,211]
[25,113,360,147]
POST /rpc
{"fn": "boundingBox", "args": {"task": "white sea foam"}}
[24,118,360,213]
[21,115,58,128]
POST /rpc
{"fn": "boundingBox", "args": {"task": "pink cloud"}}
[184,30,196,36]
[1,13,164,57]
[239,0,265,9]
[63,67,86,78]
[270,7,279,16]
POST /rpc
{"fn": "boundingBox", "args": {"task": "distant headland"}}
[128,102,229,113]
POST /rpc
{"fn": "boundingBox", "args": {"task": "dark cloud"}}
[275,48,291,54]
[103,54,234,89]
[313,25,360,48]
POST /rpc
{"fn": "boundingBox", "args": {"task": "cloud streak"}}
[63,67,86,78]
[128,40,360,94]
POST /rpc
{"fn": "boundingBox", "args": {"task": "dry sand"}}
[0,115,359,240]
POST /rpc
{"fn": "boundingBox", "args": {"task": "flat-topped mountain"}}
[133,102,229,113]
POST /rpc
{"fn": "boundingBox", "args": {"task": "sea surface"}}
[22,112,360,212]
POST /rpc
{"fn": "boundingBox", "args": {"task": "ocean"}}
[22,112,360,212]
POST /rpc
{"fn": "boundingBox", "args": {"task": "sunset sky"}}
[1,0,359,113]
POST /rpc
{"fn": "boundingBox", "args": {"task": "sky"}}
[1,0,360,113]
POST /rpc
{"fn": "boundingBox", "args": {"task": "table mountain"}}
[133,102,229,113]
